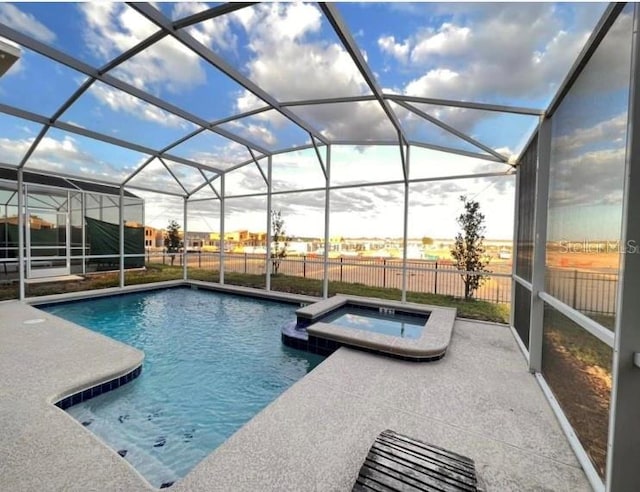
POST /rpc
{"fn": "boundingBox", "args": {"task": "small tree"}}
[271,210,289,274]
[421,236,434,247]
[164,220,182,266]
[450,196,491,300]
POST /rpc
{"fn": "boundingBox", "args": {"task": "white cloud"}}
[226,120,276,147]
[232,2,366,102]
[0,4,56,43]
[378,35,409,63]
[88,83,194,130]
[80,3,205,93]
[549,147,625,209]
[236,91,268,114]
[175,3,237,52]
[225,3,383,141]
[0,135,32,165]
[553,113,627,157]
[224,161,268,196]
[234,2,322,43]
[410,23,471,64]
[186,140,251,171]
[19,134,141,183]
[172,2,237,50]
[549,112,628,211]
[380,3,606,105]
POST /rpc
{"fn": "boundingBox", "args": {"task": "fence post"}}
[198,250,201,268]
[340,257,343,283]
[163,250,165,265]
[434,261,438,295]
[383,258,387,288]
[244,253,247,273]
[303,255,306,278]
[572,269,578,309]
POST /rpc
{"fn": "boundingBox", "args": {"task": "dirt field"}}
[547,248,620,274]
[543,329,611,478]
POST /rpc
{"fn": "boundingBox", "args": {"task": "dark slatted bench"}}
[353,429,481,491]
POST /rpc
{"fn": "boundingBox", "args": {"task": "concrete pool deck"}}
[0,286,591,491]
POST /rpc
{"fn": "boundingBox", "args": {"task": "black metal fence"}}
[546,267,618,316]
[146,251,512,304]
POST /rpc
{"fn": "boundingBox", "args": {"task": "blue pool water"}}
[322,306,426,339]
[42,288,324,488]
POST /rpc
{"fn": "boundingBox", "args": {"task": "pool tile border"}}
[55,365,142,410]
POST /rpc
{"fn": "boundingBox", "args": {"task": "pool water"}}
[42,288,324,488]
[322,306,425,339]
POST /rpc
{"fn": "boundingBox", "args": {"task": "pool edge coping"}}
[302,295,456,360]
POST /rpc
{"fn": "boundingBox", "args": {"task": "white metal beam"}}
[265,156,273,291]
[247,147,268,186]
[197,169,221,200]
[320,3,408,179]
[158,157,189,196]
[607,4,640,489]
[281,95,377,107]
[528,116,551,373]
[0,22,271,155]
[17,169,24,300]
[0,102,227,175]
[218,170,514,200]
[320,3,408,152]
[188,170,222,198]
[128,2,330,146]
[396,99,509,163]
[119,186,125,288]
[323,145,331,298]
[220,174,225,285]
[310,135,327,180]
[386,93,543,117]
[173,2,256,30]
[401,145,410,302]
[408,140,504,163]
[547,3,626,118]
[183,197,188,280]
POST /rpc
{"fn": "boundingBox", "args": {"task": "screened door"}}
[26,188,70,278]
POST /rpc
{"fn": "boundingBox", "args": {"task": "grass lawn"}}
[0,264,510,324]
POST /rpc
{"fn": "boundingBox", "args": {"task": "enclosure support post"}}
[81,191,86,275]
[401,145,410,303]
[141,193,145,274]
[510,161,521,329]
[607,5,640,489]
[266,156,273,291]
[66,191,71,273]
[220,175,225,285]
[17,169,25,300]
[529,116,551,373]
[118,186,125,289]
[323,145,332,299]
[183,197,188,281]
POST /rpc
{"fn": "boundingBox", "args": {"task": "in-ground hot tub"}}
[282,295,456,362]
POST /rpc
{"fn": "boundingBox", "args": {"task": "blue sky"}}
[0,2,613,238]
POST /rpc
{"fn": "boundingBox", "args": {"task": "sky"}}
[0,2,613,239]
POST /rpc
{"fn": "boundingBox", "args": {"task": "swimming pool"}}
[42,288,324,488]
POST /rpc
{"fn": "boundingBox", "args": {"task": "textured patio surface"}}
[0,292,590,491]
[177,319,590,492]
